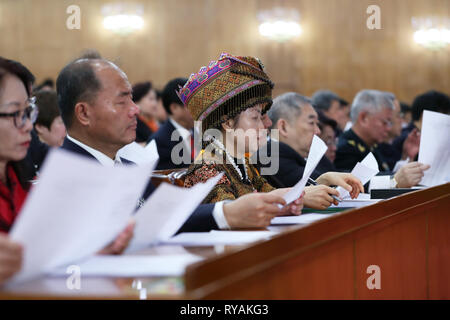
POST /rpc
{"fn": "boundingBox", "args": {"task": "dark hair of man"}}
[34,89,60,129]
[400,102,411,114]
[0,57,36,189]
[317,109,338,132]
[311,90,340,112]
[411,90,450,121]
[132,81,152,103]
[161,77,187,115]
[56,59,104,128]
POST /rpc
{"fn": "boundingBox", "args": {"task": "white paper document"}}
[418,110,450,186]
[48,254,203,278]
[164,230,277,246]
[336,152,379,199]
[331,198,381,208]
[9,149,156,284]
[127,173,224,252]
[282,135,328,206]
[117,140,159,167]
[271,213,333,225]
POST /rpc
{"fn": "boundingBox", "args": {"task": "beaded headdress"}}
[178,52,274,132]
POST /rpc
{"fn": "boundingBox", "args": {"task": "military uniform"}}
[335,129,390,172]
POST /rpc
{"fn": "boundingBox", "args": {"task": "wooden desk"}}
[1,183,449,299]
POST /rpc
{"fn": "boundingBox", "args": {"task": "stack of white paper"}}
[271,213,332,225]
[117,140,159,167]
[48,254,203,277]
[282,135,328,206]
[418,110,450,186]
[164,230,277,246]
[336,152,379,199]
[9,149,157,284]
[127,173,224,252]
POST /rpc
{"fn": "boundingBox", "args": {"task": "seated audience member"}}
[0,56,132,255]
[154,90,168,124]
[0,234,22,286]
[56,56,300,231]
[175,53,303,214]
[0,57,36,233]
[132,81,159,143]
[148,78,195,170]
[255,92,363,209]
[392,90,450,162]
[33,78,54,93]
[26,90,66,174]
[377,92,418,171]
[400,102,412,128]
[312,89,348,135]
[33,90,66,147]
[317,110,338,170]
[335,89,430,189]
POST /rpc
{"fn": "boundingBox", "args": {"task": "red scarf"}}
[0,165,29,233]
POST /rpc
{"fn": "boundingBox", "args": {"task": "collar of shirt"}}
[66,134,122,167]
[169,117,192,141]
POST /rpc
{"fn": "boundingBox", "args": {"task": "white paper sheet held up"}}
[127,173,224,252]
[282,135,328,206]
[418,110,450,186]
[164,230,277,246]
[9,149,156,284]
[336,152,379,199]
[48,254,203,277]
[271,213,333,225]
[117,140,159,167]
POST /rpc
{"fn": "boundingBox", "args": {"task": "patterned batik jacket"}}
[184,149,275,203]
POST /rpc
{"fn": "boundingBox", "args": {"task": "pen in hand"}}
[307,177,342,203]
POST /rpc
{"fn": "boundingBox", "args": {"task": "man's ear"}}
[34,123,48,135]
[358,111,370,127]
[74,102,91,126]
[277,119,289,138]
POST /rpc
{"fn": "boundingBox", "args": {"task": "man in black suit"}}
[56,57,297,239]
[148,78,195,170]
[254,92,363,209]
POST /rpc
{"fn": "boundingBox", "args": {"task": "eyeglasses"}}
[0,97,39,129]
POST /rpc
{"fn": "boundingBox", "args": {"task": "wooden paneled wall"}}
[1,0,449,103]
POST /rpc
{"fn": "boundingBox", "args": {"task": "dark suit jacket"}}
[148,120,191,170]
[60,137,217,233]
[253,139,326,188]
[25,129,50,176]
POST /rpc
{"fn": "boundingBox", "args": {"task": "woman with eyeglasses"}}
[0,57,37,285]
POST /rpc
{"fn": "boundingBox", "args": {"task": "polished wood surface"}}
[183,183,450,299]
[0,184,448,299]
[1,0,448,102]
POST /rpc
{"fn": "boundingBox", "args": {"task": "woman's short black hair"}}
[161,78,187,115]
[132,81,152,103]
[34,89,60,129]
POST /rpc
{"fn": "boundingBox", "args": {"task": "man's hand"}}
[0,234,23,286]
[98,220,135,255]
[304,185,341,209]
[316,172,364,198]
[269,188,304,216]
[223,193,286,229]
[394,162,430,188]
[402,128,420,160]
